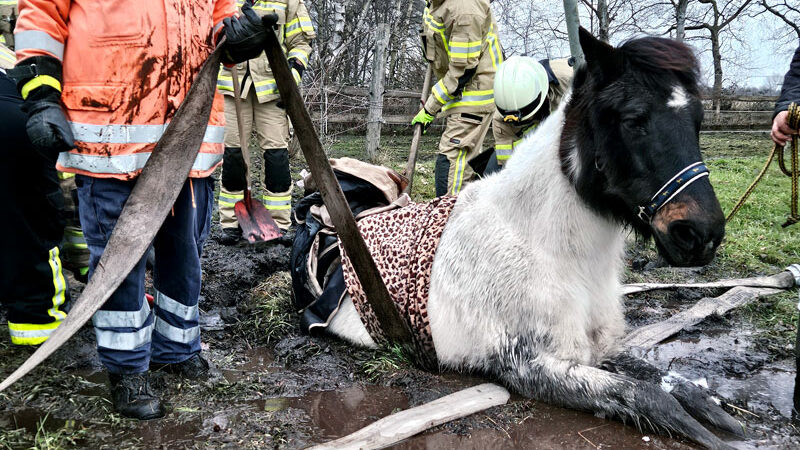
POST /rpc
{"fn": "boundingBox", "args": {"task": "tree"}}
[684,0,755,111]
[758,1,800,45]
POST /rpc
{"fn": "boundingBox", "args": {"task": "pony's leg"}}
[493,354,733,450]
[601,352,743,437]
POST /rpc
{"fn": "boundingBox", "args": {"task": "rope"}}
[726,102,800,228]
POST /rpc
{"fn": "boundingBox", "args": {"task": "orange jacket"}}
[15,0,237,180]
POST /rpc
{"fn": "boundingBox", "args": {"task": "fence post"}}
[366,23,390,162]
[563,0,585,69]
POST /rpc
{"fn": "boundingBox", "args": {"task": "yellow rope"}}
[726,102,800,228]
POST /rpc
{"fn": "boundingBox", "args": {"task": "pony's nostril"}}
[669,222,702,251]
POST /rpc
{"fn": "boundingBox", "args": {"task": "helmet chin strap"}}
[637,162,709,223]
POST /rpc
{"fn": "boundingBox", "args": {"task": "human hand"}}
[772,110,798,146]
[411,108,435,134]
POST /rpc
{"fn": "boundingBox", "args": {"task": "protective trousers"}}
[77,175,213,374]
[0,72,68,345]
[435,112,493,197]
[219,94,292,230]
[58,173,90,280]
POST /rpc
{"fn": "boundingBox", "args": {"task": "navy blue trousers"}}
[77,175,213,374]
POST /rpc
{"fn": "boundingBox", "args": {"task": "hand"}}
[411,108,435,134]
[772,110,798,146]
[288,58,305,85]
[22,87,75,162]
[221,1,277,64]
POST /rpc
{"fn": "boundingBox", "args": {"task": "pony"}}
[326,29,734,448]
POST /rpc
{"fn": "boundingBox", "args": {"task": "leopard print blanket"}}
[339,196,458,361]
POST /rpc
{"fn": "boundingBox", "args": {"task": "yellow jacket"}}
[421,0,503,117]
[217,0,315,104]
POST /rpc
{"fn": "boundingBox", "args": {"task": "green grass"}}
[357,345,412,382]
[234,271,295,346]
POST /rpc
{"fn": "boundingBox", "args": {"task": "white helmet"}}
[494,56,549,124]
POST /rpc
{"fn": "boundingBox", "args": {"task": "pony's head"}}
[560,28,724,267]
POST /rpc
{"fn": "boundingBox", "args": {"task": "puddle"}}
[395,400,695,449]
[222,347,276,382]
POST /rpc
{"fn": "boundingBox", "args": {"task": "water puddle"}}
[222,347,276,382]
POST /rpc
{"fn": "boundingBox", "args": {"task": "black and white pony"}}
[328,29,734,448]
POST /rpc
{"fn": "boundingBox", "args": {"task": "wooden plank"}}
[262,30,422,361]
[403,65,433,193]
[365,24,390,161]
[622,286,784,350]
[309,383,511,450]
[622,270,795,295]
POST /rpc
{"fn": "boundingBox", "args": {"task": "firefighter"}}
[9,0,271,419]
[484,56,573,175]
[58,172,90,282]
[0,41,68,347]
[412,0,504,197]
[216,0,316,244]
[0,0,15,49]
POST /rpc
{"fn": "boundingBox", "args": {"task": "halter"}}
[637,162,709,223]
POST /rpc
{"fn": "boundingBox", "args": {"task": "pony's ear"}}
[579,27,622,83]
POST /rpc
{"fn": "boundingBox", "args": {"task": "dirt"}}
[1,208,799,448]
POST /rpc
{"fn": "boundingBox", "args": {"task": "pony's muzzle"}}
[651,191,725,267]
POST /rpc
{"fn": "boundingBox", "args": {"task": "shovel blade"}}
[234,190,283,243]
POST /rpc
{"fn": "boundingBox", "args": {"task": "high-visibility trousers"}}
[218,94,292,230]
[77,176,213,374]
[58,173,90,279]
[0,72,68,345]
[434,112,493,197]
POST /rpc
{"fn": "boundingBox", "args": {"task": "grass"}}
[234,271,295,346]
[357,345,412,382]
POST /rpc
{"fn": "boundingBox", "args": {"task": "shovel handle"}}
[403,65,433,194]
[230,65,252,189]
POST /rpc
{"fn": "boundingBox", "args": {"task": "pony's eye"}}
[622,118,647,135]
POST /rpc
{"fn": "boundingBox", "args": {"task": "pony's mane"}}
[618,37,700,94]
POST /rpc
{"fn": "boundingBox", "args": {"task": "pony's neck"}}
[479,97,623,258]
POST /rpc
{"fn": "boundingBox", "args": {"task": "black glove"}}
[7,56,75,163]
[221,0,278,64]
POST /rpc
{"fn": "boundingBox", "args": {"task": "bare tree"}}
[684,0,754,111]
[758,1,800,44]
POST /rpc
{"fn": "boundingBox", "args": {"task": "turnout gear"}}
[0,0,15,49]
[0,69,68,346]
[14,0,237,180]
[58,172,89,282]
[221,2,276,65]
[411,108,435,134]
[489,58,573,170]
[421,0,503,196]
[7,55,75,162]
[109,373,166,420]
[0,42,14,69]
[217,0,314,232]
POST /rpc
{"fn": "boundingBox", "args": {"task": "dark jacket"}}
[775,44,800,118]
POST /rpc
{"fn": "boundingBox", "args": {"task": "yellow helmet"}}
[493,56,549,123]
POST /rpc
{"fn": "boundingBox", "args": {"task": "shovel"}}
[229,65,282,243]
[0,42,226,393]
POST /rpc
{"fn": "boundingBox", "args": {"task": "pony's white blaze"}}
[667,85,689,109]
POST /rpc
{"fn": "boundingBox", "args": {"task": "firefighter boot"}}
[109,372,166,420]
[151,353,210,379]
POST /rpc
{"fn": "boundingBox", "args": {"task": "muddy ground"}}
[2,133,800,449]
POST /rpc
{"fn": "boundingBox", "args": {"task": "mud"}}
[1,222,799,448]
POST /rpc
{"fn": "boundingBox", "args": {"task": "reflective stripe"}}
[155,290,198,322]
[237,0,287,12]
[451,149,467,195]
[57,171,76,180]
[288,48,309,66]
[0,46,14,67]
[21,75,62,99]
[8,322,61,346]
[496,144,513,161]
[213,21,225,37]
[285,17,314,37]
[217,74,234,92]
[15,30,65,61]
[58,151,223,175]
[487,26,503,68]
[154,317,200,344]
[442,90,494,112]
[93,298,151,329]
[69,122,224,145]
[254,79,278,96]
[0,0,16,4]
[46,247,67,321]
[95,324,153,350]
[450,40,482,59]
[432,80,453,105]
[424,9,449,54]
[262,195,291,210]
[218,192,243,207]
